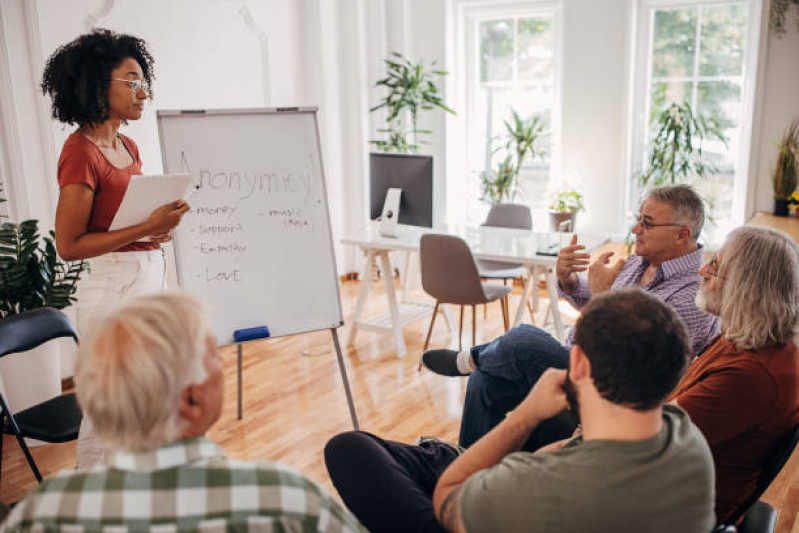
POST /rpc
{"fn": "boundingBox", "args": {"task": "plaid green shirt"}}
[1,437,364,533]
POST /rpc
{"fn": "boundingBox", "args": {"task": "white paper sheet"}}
[108,174,193,231]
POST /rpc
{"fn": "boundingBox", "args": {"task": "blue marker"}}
[234,326,270,343]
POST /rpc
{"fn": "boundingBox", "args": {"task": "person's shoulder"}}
[663,405,714,461]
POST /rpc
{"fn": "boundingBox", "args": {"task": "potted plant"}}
[0,219,87,414]
[480,109,547,204]
[638,100,727,188]
[770,0,799,36]
[772,120,799,217]
[548,186,585,231]
[369,52,455,153]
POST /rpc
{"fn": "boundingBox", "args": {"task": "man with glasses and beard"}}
[421,184,720,449]
[668,226,799,524]
[324,289,716,533]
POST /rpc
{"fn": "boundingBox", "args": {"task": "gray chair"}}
[478,203,536,320]
[419,234,512,367]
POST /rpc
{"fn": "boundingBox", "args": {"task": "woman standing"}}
[41,29,189,468]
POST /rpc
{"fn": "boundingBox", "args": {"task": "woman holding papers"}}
[41,29,189,469]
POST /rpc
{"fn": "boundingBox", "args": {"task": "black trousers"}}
[324,413,578,533]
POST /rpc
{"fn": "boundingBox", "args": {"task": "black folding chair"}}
[0,308,82,483]
[720,424,799,533]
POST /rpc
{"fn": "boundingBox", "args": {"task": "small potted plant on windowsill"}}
[548,187,585,231]
[772,119,799,217]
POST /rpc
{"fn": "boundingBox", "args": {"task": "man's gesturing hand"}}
[587,251,626,296]
[556,234,590,294]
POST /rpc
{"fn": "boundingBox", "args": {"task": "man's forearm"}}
[433,410,543,517]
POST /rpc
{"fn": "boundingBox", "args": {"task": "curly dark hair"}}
[41,28,155,126]
[573,288,691,411]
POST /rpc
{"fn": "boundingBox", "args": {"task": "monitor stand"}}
[379,188,402,238]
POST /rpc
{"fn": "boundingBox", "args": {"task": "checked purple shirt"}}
[557,246,720,355]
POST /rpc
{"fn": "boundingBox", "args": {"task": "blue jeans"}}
[459,324,571,448]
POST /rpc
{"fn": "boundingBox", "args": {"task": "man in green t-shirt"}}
[326,289,715,532]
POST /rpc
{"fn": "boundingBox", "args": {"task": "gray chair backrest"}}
[483,203,532,230]
[420,234,488,305]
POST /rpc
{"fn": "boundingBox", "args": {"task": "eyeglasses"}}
[634,213,686,230]
[111,77,148,93]
[704,252,727,279]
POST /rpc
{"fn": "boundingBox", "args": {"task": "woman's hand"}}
[149,232,173,243]
[145,200,190,234]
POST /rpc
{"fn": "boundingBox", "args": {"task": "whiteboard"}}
[157,108,344,344]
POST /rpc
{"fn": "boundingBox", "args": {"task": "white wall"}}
[752,20,799,214]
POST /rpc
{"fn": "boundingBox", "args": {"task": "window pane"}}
[652,8,697,78]
[699,3,748,76]
[483,86,553,169]
[649,81,693,123]
[696,80,741,167]
[480,19,513,83]
[518,16,554,83]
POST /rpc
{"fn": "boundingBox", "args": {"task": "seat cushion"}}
[477,260,526,279]
[10,392,83,443]
[482,283,513,302]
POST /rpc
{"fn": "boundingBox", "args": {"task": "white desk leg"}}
[546,268,565,341]
[400,250,412,302]
[378,250,407,358]
[513,266,536,327]
[532,266,541,312]
[346,248,374,347]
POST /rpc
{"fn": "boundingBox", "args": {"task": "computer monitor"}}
[369,153,434,228]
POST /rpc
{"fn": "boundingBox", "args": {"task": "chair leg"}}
[527,299,535,323]
[483,304,487,319]
[422,301,440,351]
[0,395,42,483]
[472,305,477,346]
[459,306,464,351]
[501,297,509,331]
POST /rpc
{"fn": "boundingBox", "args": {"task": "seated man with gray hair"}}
[1,292,364,533]
[423,184,720,448]
[669,225,799,523]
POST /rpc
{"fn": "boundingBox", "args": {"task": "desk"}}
[747,212,799,242]
[342,222,609,357]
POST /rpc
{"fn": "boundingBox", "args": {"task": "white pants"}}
[75,250,166,470]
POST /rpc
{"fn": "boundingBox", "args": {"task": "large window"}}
[632,1,756,241]
[456,4,561,225]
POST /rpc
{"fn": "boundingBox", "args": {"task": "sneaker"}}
[413,435,466,456]
[422,349,470,377]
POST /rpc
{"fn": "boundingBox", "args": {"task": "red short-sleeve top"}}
[57,132,158,252]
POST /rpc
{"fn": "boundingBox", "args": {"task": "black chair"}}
[720,424,799,533]
[0,308,82,483]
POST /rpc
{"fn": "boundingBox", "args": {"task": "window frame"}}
[448,0,564,225]
[626,0,763,238]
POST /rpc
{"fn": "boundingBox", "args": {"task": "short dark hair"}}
[41,28,155,127]
[573,288,691,411]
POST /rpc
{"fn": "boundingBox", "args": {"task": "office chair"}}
[0,307,82,483]
[419,234,512,368]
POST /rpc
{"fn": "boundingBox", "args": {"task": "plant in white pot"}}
[0,219,87,415]
[548,186,585,231]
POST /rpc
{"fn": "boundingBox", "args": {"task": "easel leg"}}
[237,343,243,420]
[331,328,359,430]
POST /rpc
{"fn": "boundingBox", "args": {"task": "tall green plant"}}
[480,109,547,204]
[773,119,799,200]
[0,220,87,319]
[638,100,728,188]
[370,52,455,153]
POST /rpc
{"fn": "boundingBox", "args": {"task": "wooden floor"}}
[1,268,797,532]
